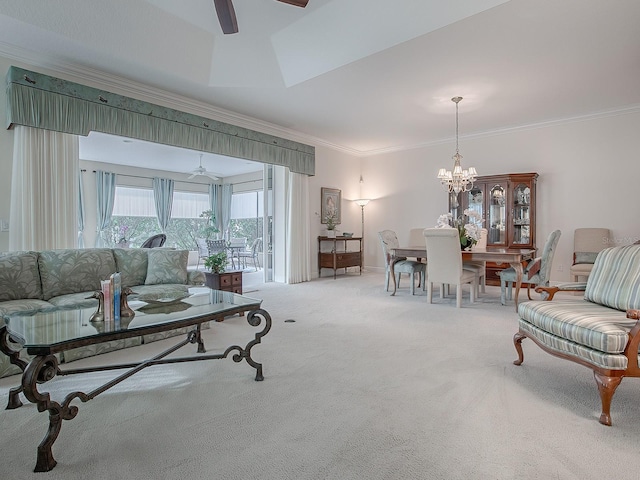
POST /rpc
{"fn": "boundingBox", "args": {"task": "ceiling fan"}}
[213,0,309,34]
[187,154,220,181]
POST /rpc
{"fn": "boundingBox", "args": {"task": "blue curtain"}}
[209,184,222,238]
[153,177,174,232]
[221,184,233,240]
[78,172,85,248]
[95,170,116,247]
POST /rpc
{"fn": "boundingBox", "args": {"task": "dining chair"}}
[463,227,488,295]
[377,230,425,295]
[499,229,561,305]
[569,228,610,281]
[423,228,477,308]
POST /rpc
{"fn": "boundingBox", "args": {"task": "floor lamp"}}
[354,199,370,270]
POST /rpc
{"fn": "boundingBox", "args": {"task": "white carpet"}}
[2,272,640,480]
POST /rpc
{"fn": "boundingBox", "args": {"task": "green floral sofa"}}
[0,248,205,378]
[513,244,640,425]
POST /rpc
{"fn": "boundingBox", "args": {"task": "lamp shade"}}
[354,199,370,207]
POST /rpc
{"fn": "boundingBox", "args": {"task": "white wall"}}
[361,111,640,282]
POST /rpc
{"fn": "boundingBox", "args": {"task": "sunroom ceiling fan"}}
[187,154,220,181]
[213,0,309,34]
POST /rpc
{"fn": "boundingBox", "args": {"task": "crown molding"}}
[358,103,640,157]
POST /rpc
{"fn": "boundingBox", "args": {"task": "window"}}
[229,191,264,248]
[109,186,210,250]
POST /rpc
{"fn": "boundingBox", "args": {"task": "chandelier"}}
[437,96,477,194]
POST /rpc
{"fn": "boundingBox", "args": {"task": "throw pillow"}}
[575,251,599,264]
[145,249,189,285]
[113,248,149,287]
[38,249,117,300]
[0,251,43,301]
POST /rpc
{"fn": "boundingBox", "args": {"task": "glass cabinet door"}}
[488,185,506,245]
[465,185,484,222]
[512,183,531,245]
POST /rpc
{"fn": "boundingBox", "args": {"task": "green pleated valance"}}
[5,66,315,175]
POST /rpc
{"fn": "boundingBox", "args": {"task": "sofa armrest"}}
[535,282,588,300]
[187,270,205,285]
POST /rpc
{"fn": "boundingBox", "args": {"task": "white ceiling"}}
[0,0,639,175]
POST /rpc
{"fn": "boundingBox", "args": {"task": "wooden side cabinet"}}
[318,236,363,279]
[204,271,243,318]
[204,271,243,294]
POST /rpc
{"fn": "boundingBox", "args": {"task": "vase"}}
[326,230,336,238]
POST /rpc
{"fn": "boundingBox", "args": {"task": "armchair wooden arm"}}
[535,282,588,301]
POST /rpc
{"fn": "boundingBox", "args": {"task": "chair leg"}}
[427,282,433,303]
[500,279,507,305]
[410,272,416,295]
[470,279,476,304]
[456,284,462,308]
[384,270,390,291]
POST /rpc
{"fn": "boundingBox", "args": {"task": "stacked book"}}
[100,272,122,328]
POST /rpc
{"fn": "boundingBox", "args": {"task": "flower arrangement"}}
[117,225,130,244]
[324,212,338,231]
[436,209,483,249]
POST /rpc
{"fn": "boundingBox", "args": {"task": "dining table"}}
[389,246,536,310]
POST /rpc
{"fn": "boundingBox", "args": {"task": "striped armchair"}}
[513,244,640,426]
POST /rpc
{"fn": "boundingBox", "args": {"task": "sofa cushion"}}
[584,244,640,311]
[113,248,149,288]
[38,249,117,301]
[128,284,190,302]
[48,291,101,309]
[518,300,637,354]
[145,249,188,285]
[0,251,42,301]
[518,319,632,371]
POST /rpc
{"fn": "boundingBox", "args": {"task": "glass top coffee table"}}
[0,287,272,473]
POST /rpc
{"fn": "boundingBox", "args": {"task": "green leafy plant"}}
[199,210,219,239]
[324,212,337,230]
[204,251,227,273]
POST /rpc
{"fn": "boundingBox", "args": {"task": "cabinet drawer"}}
[231,273,242,285]
[219,274,232,287]
[335,252,361,268]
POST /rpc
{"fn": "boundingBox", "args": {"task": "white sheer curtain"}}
[286,171,311,283]
[9,126,79,251]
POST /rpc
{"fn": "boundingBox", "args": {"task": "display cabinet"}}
[449,172,538,284]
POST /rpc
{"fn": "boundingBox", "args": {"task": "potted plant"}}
[204,251,227,273]
[324,212,338,238]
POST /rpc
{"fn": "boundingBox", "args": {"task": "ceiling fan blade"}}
[187,173,197,179]
[213,0,238,34]
[277,0,309,7]
[204,172,220,180]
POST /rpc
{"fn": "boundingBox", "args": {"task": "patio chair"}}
[237,238,262,271]
[140,233,166,248]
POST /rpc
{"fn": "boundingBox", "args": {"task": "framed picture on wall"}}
[321,187,341,225]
